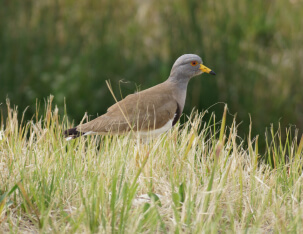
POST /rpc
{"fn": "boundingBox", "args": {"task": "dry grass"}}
[1,97,303,233]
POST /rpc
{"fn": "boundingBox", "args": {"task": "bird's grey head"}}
[168,54,215,83]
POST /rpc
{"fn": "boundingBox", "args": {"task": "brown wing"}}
[76,88,178,134]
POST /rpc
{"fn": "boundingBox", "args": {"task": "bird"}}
[64,54,215,141]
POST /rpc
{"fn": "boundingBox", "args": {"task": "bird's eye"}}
[190,61,198,66]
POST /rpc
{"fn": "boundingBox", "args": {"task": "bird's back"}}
[76,81,178,134]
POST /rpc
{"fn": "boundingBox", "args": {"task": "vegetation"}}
[1,1,303,231]
[1,97,303,233]
[1,0,303,141]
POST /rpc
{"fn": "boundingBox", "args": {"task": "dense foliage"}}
[1,99,303,232]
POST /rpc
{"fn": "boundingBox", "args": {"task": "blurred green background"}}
[1,0,303,142]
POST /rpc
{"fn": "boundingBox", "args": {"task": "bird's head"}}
[169,54,215,82]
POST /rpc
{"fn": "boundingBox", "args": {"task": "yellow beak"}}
[199,64,216,75]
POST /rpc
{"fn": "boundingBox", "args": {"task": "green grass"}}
[0,97,303,233]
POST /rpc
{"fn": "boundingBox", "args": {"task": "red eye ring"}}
[190,61,198,66]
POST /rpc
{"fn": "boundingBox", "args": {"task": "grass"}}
[0,96,303,233]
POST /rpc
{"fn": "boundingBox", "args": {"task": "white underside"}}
[135,119,173,139]
[65,119,173,141]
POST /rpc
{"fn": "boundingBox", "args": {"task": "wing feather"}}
[77,89,178,134]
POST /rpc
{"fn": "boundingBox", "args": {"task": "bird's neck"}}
[167,74,190,89]
[165,76,189,112]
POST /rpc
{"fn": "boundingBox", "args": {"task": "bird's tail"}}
[63,127,84,141]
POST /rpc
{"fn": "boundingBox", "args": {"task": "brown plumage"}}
[64,54,215,140]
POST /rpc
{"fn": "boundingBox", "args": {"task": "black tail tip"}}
[63,127,83,140]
